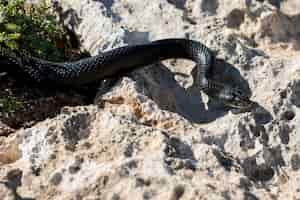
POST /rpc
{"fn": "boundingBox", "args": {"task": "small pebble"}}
[280,110,295,121]
[50,172,63,185]
[291,154,300,171]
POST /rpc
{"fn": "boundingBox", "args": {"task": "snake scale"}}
[0,38,253,109]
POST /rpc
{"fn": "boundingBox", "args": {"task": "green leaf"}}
[0,0,66,60]
[0,32,5,42]
[7,33,21,40]
[5,40,18,49]
[5,23,21,32]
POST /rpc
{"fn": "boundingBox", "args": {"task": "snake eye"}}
[232,88,245,99]
[236,89,242,96]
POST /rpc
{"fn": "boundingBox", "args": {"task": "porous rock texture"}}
[1,0,300,199]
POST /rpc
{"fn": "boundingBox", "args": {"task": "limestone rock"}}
[281,0,300,15]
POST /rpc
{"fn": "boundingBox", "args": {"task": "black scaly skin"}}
[1,39,213,87]
[0,38,254,109]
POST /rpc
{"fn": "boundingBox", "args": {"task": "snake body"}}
[0,38,254,109]
[1,39,213,87]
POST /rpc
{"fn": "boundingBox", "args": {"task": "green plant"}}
[0,0,70,117]
[0,0,66,61]
[0,95,23,114]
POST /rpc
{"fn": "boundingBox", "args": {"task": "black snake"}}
[0,38,254,109]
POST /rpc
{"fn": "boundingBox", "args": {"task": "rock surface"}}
[1,0,300,199]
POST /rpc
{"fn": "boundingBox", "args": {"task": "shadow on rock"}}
[92,0,122,22]
[0,169,35,200]
[242,156,275,182]
[166,0,187,10]
[135,58,262,123]
[163,136,197,172]
[250,103,273,125]
[123,30,151,44]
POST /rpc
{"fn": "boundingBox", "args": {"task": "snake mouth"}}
[224,97,256,110]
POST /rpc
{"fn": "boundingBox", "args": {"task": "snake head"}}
[218,86,255,110]
[204,81,255,111]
